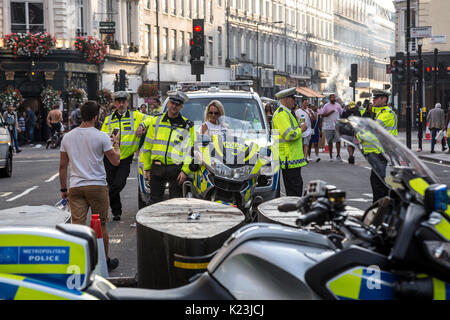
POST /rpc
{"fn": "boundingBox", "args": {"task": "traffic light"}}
[424,66,432,81]
[394,59,405,82]
[411,59,423,79]
[114,74,120,91]
[119,69,126,91]
[348,64,357,88]
[191,19,204,59]
[350,64,358,83]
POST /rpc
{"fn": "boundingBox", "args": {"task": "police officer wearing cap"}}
[273,87,308,197]
[364,89,398,203]
[101,91,148,220]
[141,91,195,204]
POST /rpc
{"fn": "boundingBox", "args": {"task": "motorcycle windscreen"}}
[336,117,439,195]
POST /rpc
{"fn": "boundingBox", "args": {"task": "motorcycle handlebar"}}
[277,202,299,212]
[296,209,326,227]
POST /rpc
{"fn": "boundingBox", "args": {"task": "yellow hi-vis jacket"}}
[142,112,195,175]
[101,110,148,160]
[272,105,307,169]
[363,105,398,155]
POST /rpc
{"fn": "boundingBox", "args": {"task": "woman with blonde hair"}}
[201,100,230,135]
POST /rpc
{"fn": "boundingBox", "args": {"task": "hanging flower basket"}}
[3,32,55,57]
[0,86,23,108]
[74,36,107,64]
[67,87,88,108]
[137,82,159,98]
[96,88,113,106]
[41,86,62,110]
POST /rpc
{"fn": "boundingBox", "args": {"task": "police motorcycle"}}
[182,116,273,222]
[1,118,449,300]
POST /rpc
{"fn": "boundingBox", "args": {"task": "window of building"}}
[126,0,133,45]
[187,0,192,18]
[163,0,168,13]
[145,24,151,57]
[180,0,184,16]
[163,27,168,60]
[10,1,45,34]
[171,29,177,60]
[179,30,185,61]
[75,0,86,36]
[266,1,269,18]
[218,0,222,7]
[145,0,151,9]
[218,26,222,61]
[208,36,213,65]
[187,31,192,57]
[171,0,176,15]
[209,0,213,23]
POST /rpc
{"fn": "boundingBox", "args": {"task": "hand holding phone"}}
[111,128,120,146]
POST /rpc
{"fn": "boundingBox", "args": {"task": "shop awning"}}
[296,87,325,98]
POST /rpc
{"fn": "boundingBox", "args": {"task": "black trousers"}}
[104,155,133,216]
[282,167,304,197]
[149,165,183,204]
[368,153,388,203]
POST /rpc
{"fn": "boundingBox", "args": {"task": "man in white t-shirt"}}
[295,98,315,162]
[319,94,343,161]
[59,101,121,271]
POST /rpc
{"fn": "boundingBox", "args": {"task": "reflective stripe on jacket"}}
[272,105,307,169]
[101,110,148,159]
[363,106,397,154]
[142,112,195,174]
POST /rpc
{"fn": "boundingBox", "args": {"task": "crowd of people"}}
[3,85,440,273]
[264,93,380,164]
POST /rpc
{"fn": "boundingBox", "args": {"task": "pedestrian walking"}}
[3,105,21,153]
[47,104,63,138]
[273,87,308,197]
[69,106,82,130]
[364,89,398,203]
[446,107,450,153]
[319,93,343,161]
[295,98,315,162]
[427,103,447,153]
[141,91,195,204]
[59,100,121,271]
[25,106,36,146]
[18,112,27,146]
[308,104,321,162]
[101,91,148,221]
[340,101,361,164]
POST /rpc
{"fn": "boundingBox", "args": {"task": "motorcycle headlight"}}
[232,165,254,181]
[260,163,273,176]
[210,158,232,178]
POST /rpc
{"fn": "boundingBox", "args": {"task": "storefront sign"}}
[274,75,287,86]
[411,26,432,38]
[5,72,14,81]
[65,62,99,74]
[430,35,447,44]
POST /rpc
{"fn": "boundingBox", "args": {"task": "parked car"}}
[0,113,13,177]
[137,81,280,209]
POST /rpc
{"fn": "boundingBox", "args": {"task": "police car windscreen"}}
[179,98,265,130]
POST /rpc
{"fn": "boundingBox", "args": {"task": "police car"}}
[137,81,280,209]
[0,113,13,178]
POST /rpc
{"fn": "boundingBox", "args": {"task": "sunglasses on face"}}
[208,111,220,115]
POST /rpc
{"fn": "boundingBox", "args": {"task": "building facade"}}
[394,0,450,119]
[139,0,230,94]
[227,0,394,102]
